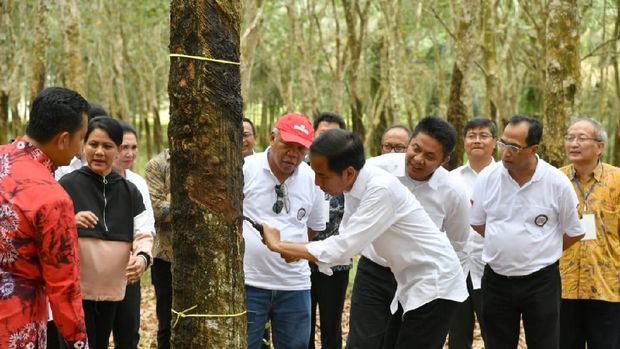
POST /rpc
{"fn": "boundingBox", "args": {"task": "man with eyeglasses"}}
[380,125,410,155]
[470,115,585,349]
[448,117,497,348]
[348,116,470,349]
[243,117,257,157]
[242,112,327,349]
[559,118,620,349]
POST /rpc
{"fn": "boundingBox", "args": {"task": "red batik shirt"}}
[0,138,88,349]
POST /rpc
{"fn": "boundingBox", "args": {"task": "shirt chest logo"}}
[534,214,548,227]
[297,208,307,221]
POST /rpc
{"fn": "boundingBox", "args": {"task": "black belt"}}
[486,261,559,279]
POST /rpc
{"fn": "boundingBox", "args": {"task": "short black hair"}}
[411,116,457,157]
[26,87,89,144]
[313,112,346,131]
[310,129,365,173]
[508,115,542,146]
[85,116,124,146]
[243,117,256,136]
[88,103,109,120]
[464,117,497,138]
[117,119,138,138]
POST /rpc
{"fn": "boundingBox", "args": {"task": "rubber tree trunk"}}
[168,1,246,347]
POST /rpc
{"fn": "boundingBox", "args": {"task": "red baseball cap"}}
[275,113,315,148]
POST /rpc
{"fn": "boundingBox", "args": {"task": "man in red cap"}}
[242,113,327,349]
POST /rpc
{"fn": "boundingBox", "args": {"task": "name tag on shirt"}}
[581,214,597,240]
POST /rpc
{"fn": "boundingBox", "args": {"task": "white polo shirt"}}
[364,153,470,272]
[450,160,495,289]
[470,158,584,276]
[126,169,156,234]
[243,151,326,290]
[307,165,467,313]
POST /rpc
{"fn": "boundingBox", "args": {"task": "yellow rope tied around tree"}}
[171,305,247,328]
[169,53,241,65]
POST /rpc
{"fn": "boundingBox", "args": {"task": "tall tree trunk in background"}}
[481,0,501,121]
[152,104,163,153]
[446,0,479,170]
[10,102,22,136]
[0,0,12,144]
[169,0,245,347]
[60,0,83,94]
[29,0,49,106]
[240,0,264,107]
[142,114,153,161]
[286,2,320,116]
[343,0,368,139]
[612,0,620,166]
[543,0,580,167]
[364,38,390,157]
[109,1,131,120]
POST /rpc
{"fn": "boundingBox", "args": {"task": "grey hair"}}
[570,117,608,144]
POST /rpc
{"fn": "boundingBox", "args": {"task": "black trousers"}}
[448,273,486,349]
[481,262,561,349]
[309,268,350,349]
[560,298,620,349]
[393,298,459,349]
[151,258,172,349]
[113,280,141,349]
[83,300,119,349]
[47,320,68,349]
[346,256,397,349]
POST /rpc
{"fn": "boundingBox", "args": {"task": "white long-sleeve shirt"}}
[306,165,468,313]
[364,153,470,273]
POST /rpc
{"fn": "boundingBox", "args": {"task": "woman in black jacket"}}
[59,117,153,349]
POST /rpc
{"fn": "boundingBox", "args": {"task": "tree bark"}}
[343,0,369,140]
[169,1,246,347]
[29,0,49,106]
[240,0,264,106]
[446,0,479,170]
[612,0,620,166]
[0,0,12,144]
[543,0,580,167]
[60,0,83,94]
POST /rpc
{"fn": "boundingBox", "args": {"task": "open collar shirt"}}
[306,165,467,313]
[364,153,470,273]
[560,162,620,302]
[243,151,326,290]
[450,159,496,289]
[0,138,88,348]
[470,158,584,276]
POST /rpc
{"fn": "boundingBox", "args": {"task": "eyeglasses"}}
[564,135,598,144]
[381,143,407,153]
[497,140,534,153]
[273,184,290,214]
[465,132,493,141]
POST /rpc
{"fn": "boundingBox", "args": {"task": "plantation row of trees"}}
[2,0,619,166]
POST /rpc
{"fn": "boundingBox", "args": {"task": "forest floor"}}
[135,273,527,348]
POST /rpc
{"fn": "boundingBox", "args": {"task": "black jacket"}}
[60,166,145,242]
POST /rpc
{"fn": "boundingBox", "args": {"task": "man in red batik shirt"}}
[0,87,90,348]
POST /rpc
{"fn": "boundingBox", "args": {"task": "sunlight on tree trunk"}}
[543,0,580,167]
[169,0,246,347]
